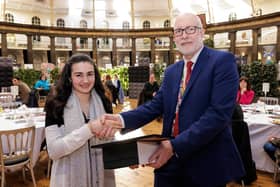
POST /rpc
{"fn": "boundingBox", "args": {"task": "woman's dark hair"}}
[239,76,251,90]
[45,53,112,120]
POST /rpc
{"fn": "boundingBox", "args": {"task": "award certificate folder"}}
[91,134,167,169]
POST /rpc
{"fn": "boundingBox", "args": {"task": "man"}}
[12,76,31,105]
[103,13,245,186]
[138,73,159,106]
[142,73,159,103]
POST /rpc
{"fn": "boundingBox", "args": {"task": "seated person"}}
[139,73,159,105]
[236,76,255,105]
[232,103,257,184]
[263,137,280,166]
[12,76,31,105]
[34,73,50,96]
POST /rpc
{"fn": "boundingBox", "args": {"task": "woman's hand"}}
[87,116,122,138]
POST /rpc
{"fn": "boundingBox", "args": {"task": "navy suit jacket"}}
[121,47,245,186]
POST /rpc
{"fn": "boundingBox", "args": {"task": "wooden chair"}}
[258,97,279,105]
[273,148,280,182]
[0,126,36,187]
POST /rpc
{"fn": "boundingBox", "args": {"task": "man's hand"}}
[147,140,174,169]
[88,115,123,138]
[103,114,123,125]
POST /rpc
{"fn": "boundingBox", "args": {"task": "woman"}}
[45,53,120,187]
[236,76,255,104]
[34,72,51,94]
[105,74,118,105]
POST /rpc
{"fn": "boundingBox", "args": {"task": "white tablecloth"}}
[0,108,45,167]
[243,104,280,173]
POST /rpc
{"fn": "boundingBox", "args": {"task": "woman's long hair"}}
[45,53,112,120]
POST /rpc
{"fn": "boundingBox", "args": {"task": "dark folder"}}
[91,134,167,169]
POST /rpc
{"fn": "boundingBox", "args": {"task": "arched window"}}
[122,21,129,29]
[32,16,41,41]
[122,21,130,48]
[32,16,40,25]
[143,20,150,29]
[164,19,170,28]
[5,13,14,23]
[80,20,87,28]
[56,19,65,44]
[56,18,65,27]
[80,20,88,48]
[102,20,109,29]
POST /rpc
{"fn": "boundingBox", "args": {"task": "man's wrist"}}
[118,114,125,128]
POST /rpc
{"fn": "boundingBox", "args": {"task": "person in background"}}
[263,136,280,166]
[138,73,159,106]
[103,13,245,186]
[34,72,51,96]
[113,74,124,104]
[44,53,121,187]
[12,76,31,105]
[236,76,255,104]
[105,74,118,106]
[142,73,159,103]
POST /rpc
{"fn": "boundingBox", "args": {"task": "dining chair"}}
[273,148,280,182]
[258,97,279,105]
[0,126,36,187]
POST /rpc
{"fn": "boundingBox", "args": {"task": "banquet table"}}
[0,107,45,167]
[242,104,280,173]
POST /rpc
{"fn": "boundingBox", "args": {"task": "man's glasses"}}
[174,26,201,36]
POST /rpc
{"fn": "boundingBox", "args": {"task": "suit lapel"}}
[183,47,209,99]
[169,61,184,112]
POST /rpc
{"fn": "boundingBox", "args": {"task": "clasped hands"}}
[87,114,123,138]
[88,114,174,169]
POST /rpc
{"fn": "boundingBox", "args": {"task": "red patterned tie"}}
[173,61,193,136]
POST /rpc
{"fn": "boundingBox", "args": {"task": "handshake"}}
[87,114,123,138]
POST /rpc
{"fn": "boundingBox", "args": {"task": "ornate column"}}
[1,32,8,56]
[228,31,236,54]
[50,0,54,26]
[112,37,117,66]
[0,0,6,22]
[276,25,280,62]
[252,28,259,62]
[208,32,214,40]
[50,36,56,64]
[92,0,95,28]
[169,35,174,65]
[150,37,155,64]
[71,37,77,54]
[130,0,135,29]
[131,37,136,66]
[27,34,33,64]
[92,37,98,64]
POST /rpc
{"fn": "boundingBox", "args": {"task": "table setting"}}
[241,102,280,172]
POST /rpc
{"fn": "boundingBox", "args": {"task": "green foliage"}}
[50,67,60,84]
[13,69,41,88]
[249,61,263,96]
[263,63,278,97]
[99,67,129,92]
[203,38,214,48]
[153,63,166,84]
[241,61,279,97]
[240,63,250,77]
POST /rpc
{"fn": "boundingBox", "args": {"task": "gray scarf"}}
[63,89,115,187]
